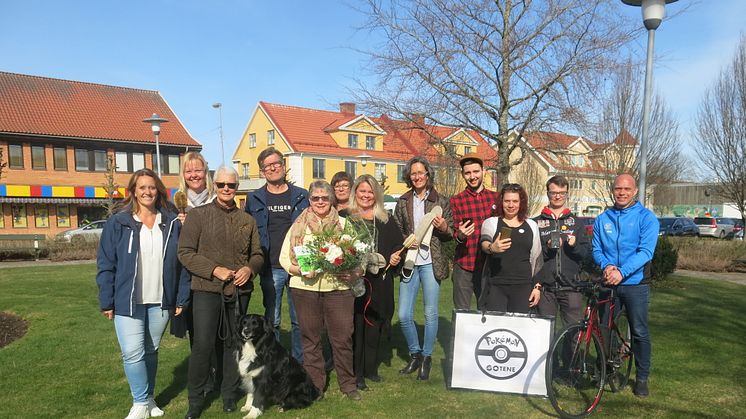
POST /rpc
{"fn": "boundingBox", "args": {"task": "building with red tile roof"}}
[0,71,201,236]
[231,101,498,201]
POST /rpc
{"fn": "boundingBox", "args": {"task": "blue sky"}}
[1,0,745,173]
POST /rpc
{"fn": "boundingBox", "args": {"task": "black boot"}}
[399,352,423,374]
[417,356,432,380]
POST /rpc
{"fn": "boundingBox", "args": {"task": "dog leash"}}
[218,280,241,347]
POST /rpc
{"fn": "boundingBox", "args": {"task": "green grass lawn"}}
[1,264,745,418]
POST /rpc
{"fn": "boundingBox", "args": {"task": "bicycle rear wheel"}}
[547,324,606,418]
[608,311,633,392]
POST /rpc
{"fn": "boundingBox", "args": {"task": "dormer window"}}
[348,133,359,148]
[366,135,375,150]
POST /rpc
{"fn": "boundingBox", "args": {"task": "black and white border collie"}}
[235,314,319,418]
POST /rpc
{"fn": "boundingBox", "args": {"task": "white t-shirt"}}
[133,213,164,304]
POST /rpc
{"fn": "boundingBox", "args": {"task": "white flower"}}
[353,241,369,252]
[340,234,353,242]
[324,244,344,263]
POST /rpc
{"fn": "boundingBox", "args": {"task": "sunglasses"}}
[501,183,523,193]
[310,196,330,202]
[215,182,237,190]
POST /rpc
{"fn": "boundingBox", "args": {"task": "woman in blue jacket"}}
[97,168,191,419]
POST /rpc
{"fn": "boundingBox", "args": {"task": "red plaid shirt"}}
[450,187,500,271]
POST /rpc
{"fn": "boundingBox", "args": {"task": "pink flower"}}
[334,257,343,265]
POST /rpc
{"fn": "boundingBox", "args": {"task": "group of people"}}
[96,147,658,419]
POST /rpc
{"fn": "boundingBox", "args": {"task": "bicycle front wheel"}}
[546,324,606,418]
[608,311,633,392]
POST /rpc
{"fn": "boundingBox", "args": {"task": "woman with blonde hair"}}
[342,174,403,391]
[176,152,214,222]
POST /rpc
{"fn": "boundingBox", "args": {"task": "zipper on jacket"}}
[128,230,134,254]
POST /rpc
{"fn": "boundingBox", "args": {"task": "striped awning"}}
[0,197,115,205]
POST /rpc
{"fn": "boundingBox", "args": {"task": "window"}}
[56,205,71,227]
[591,180,597,191]
[242,163,250,179]
[249,133,256,148]
[348,134,358,148]
[345,161,357,179]
[445,144,456,156]
[12,204,27,228]
[75,149,108,171]
[397,164,406,183]
[115,151,145,173]
[31,145,46,169]
[312,158,325,179]
[8,144,23,168]
[464,146,472,155]
[570,179,584,189]
[151,153,181,175]
[366,135,375,150]
[34,205,49,228]
[375,163,386,181]
[488,169,498,188]
[267,130,275,145]
[54,147,67,170]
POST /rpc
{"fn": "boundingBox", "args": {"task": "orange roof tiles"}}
[0,71,200,147]
[259,101,498,165]
[523,130,636,175]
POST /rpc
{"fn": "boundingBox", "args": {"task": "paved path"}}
[674,269,746,286]
[0,259,95,269]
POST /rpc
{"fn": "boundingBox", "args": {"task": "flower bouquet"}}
[301,222,372,296]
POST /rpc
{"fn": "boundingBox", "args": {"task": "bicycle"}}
[545,280,633,418]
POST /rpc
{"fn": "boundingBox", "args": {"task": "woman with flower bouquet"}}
[340,174,404,391]
[279,180,364,401]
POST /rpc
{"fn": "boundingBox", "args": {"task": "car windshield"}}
[659,218,676,228]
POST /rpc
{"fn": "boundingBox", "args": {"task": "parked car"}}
[658,217,699,237]
[736,229,744,241]
[693,216,735,239]
[56,220,106,242]
[575,216,596,236]
[729,218,744,237]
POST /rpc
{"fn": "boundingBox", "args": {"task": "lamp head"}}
[621,0,678,30]
[143,113,169,136]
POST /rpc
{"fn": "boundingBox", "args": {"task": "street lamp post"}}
[357,153,371,176]
[212,102,225,164]
[622,0,677,207]
[143,113,169,177]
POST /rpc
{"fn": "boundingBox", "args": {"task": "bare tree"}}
[696,35,746,227]
[101,155,120,218]
[588,61,687,206]
[509,159,545,216]
[0,147,6,180]
[353,0,638,184]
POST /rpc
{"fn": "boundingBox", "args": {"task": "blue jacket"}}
[245,183,309,257]
[592,201,659,285]
[96,208,191,316]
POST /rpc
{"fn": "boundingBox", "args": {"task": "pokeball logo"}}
[474,329,528,380]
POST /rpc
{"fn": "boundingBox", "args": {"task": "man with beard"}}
[449,154,500,310]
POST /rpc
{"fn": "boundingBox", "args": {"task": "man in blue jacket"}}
[246,147,309,363]
[592,174,659,397]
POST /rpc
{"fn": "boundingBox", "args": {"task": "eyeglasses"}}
[215,182,237,190]
[310,196,330,202]
[262,161,284,172]
[501,183,522,193]
[548,191,568,197]
[334,184,351,190]
[410,171,429,178]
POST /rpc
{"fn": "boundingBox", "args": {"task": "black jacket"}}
[534,207,590,287]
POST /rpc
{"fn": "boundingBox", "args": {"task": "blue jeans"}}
[617,284,651,381]
[398,264,440,357]
[261,267,303,362]
[114,304,170,404]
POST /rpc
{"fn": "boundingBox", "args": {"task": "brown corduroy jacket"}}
[178,200,263,296]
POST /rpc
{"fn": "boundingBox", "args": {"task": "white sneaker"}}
[147,397,164,417]
[124,404,150,419]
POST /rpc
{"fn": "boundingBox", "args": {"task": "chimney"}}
[340,102,356,114]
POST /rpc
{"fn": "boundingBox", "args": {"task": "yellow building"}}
[505,131,638,216]
[231,102,498,206]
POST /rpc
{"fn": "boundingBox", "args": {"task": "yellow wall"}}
[233,106,291,178]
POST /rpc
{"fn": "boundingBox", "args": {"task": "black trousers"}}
[187,290,249,406]
[481,283,532,313]
[353,311,384,381]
